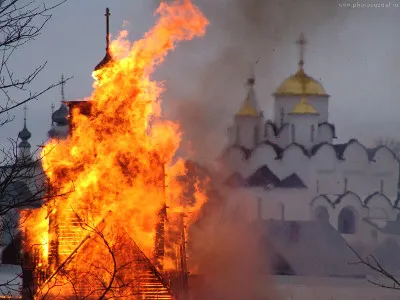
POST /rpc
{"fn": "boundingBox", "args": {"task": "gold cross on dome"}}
[296,33,307,69]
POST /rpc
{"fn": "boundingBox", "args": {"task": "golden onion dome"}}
[236,97,259,117]
[235,77,261,117]
[290,98,319,115]
[275,68,327,96]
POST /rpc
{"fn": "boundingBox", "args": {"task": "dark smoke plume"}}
[155,0,347,162]
[187,188,278,300]
[153,0,347,298]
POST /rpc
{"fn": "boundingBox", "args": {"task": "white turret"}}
[17,105,32,160]
[228,65,264,149]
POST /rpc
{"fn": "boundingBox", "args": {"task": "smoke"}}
[149,0,348,298]
[153,0,347,162]
[187,187,278,300]
[149,0,350,298]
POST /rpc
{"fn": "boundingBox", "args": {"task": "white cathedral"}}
[217,35,400,298]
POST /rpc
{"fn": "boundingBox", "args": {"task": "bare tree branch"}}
[0,0,69,125]
[349,245,400,290]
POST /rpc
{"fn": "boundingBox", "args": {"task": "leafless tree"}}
[19,210,177,299]
[0,0,70,125]
[345,139,400,291]
[350,246,400,291]
[8,158,207,298]
[0,0,72,220]
[0,0,70,297]
[0,144,45,210]
[0,143,53,298]
[0,0,71,223]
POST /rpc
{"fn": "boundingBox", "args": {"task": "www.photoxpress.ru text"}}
[339,2,399,7]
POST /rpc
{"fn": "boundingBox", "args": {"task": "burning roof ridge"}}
[41,217,175,298]
[123,229,175,296]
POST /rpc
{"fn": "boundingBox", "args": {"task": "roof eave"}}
[273,92,330,97]
[288,112,320,116]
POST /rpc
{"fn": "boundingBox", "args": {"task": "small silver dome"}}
[18,126,31,141]
[52,103,69,125]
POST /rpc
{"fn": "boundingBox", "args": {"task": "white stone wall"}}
[222,187,313,222]
[246,144,311,185]
[259,188,313,221]
[220,141,399,204]
[310,193,369,246]
[232,115,263,149]
[227,125,236,146]
[218,146,247,178]
[274,95,329,125]
[273,276,400,300]
[317,124,334,143]
[222,180,400,256]
[276,124,291,148]
[286,114,319,149]
[367,194,398,220]
[310,192,400,249]
[221,185,400,262]
[219,140,400,248]
[308,96,330,122]
[264,122,278,143]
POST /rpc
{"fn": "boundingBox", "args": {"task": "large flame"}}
[20,0,208,298]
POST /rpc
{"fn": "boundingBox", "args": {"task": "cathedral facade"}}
[219,35,400,255]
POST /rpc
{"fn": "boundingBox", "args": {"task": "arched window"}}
[291,124,296,142]
[254,126,259,146]
[280,203,285,221]
[289,222,300,243]
[314,206,329,223]
[280,108,284,126]
[338,207,357,234]
[235,126,240,145]
[264,123,268,138]
[311,125,315,142]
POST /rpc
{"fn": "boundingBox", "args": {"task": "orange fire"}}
[20,0,208,298]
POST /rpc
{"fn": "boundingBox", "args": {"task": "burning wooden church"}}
[19,6,207,299]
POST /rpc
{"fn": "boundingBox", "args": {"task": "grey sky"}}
[3,0,400,161]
